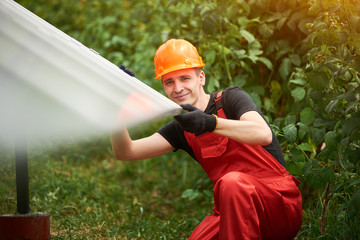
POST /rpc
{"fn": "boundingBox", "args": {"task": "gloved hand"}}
[119,65,135,77]
[174,104,217,136]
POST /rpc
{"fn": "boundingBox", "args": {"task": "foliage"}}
[286,1,360,236]
[166,1,360,237]
[2,0,359,238]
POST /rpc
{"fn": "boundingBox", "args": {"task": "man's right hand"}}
[174,104,217,136]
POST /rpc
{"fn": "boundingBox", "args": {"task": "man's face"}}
[161,68,205,106]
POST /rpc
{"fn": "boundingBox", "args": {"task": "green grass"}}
[0,136,213,239]
[1,136,359,239]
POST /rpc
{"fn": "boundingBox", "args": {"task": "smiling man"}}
[162,68,208,108]
[111,39,302,239]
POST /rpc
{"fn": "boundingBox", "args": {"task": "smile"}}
[174,93,189,101]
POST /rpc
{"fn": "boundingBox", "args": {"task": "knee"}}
[217,172,255,196]
[219,172,240,188]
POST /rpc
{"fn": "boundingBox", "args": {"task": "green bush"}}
[1,0,359,238]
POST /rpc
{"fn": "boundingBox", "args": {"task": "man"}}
[111,39,302,239]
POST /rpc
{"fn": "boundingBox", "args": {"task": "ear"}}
[199,70,206,86]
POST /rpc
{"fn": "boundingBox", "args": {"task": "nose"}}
[174,81,183,93]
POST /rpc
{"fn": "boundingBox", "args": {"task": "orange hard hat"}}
[154,39,205,79]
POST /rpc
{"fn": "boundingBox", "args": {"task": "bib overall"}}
[185,92,302,240]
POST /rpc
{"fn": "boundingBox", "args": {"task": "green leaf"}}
[298,143,314,152]
[240,29,255,43]
[291,87,306,102]
[325,98,340,113]
[353,56,360,72]
[311,127,326,145]
[233,74,247,88]
[238,0,250,15]
[348,188,360,212]
[283,124,297,143]
[303,162,326,189]
[308,1,322,16]
[322,167,335,182]
[248,48,263,59]
[204,49,217,65]
[307,70,328,91]
[290,147,306,162]
[181,189,200,201]
[270,81,282,103]
[287,11,305,31]
[206,72,220,92]
[324,62,340,73]
[287,161,305,176]
[290,54,301,67]
[324,131,337,149]
[349,178,360,187]
[249,92,262,108]
[300,107,315,125]
[264,12,283,22]
[347,149,360,164]
[258,57,273,70]
[309,90,323,103]
[313,118,325,128]
[203,189,213,197]
[249,39,262,50]
[303,160,334,189]
[285,115,297,125]
[258,23,273,39]
[277,17,287,30]
[297,122,310,139]
[240,61,252,74]
[276,40,291,60]
[343,113,360,135]
[234,49,247,59]
[279,58,292,81]
[289,78,307,86]
[263,97,275,113]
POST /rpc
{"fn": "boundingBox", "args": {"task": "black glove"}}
[119,65,135,77]
[174,104,217,136]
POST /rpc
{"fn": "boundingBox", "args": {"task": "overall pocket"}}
[199,135,229,159]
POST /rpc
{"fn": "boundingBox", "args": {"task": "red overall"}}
[185,92,302,240]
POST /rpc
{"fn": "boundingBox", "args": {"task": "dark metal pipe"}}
[15,137,30,214]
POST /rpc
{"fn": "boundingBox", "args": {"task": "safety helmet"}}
[154,39,205,79]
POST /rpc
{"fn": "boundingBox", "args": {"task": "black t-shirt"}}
[157,86,285,167]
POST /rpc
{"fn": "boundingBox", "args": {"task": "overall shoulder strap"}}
[215,91,226,118]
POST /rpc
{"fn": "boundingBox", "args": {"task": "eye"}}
[181,76,190,81]
[164,80,174,86]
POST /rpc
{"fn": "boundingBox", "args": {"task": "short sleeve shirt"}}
[157,86,285,167]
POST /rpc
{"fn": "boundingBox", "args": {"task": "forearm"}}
[110,130,174,161]
[213,117,272,146]
[110,129,134,161]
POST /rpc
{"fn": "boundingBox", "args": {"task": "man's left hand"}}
[174,104,217,136]
[119,65,135,77]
